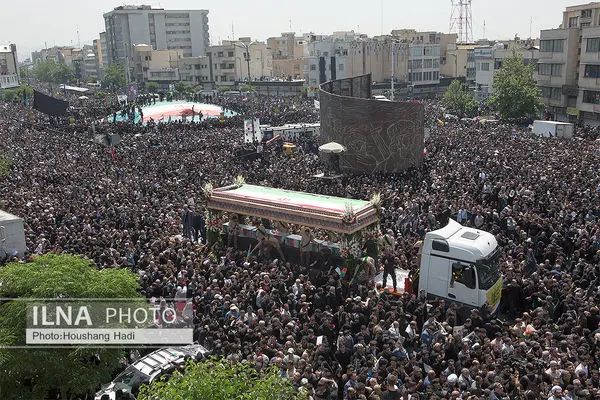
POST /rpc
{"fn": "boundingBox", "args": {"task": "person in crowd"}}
[2,94,600,399]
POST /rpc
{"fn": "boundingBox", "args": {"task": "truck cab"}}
[418,220,502,313]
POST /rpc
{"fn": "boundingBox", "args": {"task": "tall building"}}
[0,44,19,89]
[537,2,600,125]
[103,5,209,65]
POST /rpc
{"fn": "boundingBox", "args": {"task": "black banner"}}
[33,90,68,116]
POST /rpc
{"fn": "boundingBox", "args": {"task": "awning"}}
[318,142,347,154]
[59,84,89,93]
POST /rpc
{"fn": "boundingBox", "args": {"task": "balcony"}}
[0,74,19,89]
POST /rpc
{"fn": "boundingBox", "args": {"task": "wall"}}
[320,74,424,174]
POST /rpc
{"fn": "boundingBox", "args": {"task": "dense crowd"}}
[1,93,600,400]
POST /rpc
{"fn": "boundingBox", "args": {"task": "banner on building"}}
[32,90,69,116]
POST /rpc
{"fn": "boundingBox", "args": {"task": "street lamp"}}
[233,42,258,82]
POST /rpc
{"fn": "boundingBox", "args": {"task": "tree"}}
[137,358,299,400]
[442,80,478,118]
[173,81,189,94]
[0,254,141,400]
[102,63,126,91]
[488,54,542,121]
[52,62,75,85]
[32,60,58,85]
[146,81,159,93]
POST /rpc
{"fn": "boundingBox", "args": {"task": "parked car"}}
[94,344,210,400]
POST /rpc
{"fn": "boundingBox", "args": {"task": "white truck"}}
[95,344,209,400]
[375,220,502,313]
[531,120,574,139]
[418,220,503,313]
[0,210,27,261]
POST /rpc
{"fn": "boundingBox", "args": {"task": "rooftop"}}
[0,45,14,53]
[565,2,600,11]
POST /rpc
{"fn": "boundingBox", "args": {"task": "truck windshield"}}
[113,366,150,391]
[476,247,501,290]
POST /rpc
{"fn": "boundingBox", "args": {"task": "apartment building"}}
[304,32,410,93]
[537,2,600,125]
[0,44,19,89]
[441,43,477,88]
[408,42,441,87]
[268,32,308,80]
[103,5,209,64]
[177,56,211,85]
[131,44,182,86]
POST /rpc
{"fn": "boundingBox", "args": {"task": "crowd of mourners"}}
[1,91,600,400]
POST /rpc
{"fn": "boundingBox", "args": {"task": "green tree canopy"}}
[442,79,478,118]
[138,358,299,400]
[32,60,75,86]
[53,62,75,85]
[32,60,58,84]
[102,63,126,91]
[0,254,141,400]
[146,81,159,93]
[488,54,542,121]
[173,81,189,94]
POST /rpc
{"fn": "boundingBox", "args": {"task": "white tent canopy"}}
[319,142,347,154]
[59,84,89,93]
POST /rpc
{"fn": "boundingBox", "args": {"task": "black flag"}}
[33,90,68,116]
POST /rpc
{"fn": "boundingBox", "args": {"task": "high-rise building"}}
[103,5,209,65]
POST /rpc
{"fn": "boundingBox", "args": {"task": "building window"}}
[586,38,600,52]
[481,62,490,71]
[584,64,600,78]
[310,64,316,71]
[569,16,579,27]
[411,59,422,69]
[494,59,503,69]
[411,46,423,57]
[433,71,439,80]
[338,64,344,71]
[539,63,562,76]
[217,52,223,57]
[228,51,234,57]
[583,90,600,104]
[541,86,561,99]
[540,39,565,53]
[433,59,439,68]
[582,9,592,18]
[423,59,433,68]
[228,63,234,69]
[582,22,591,28]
